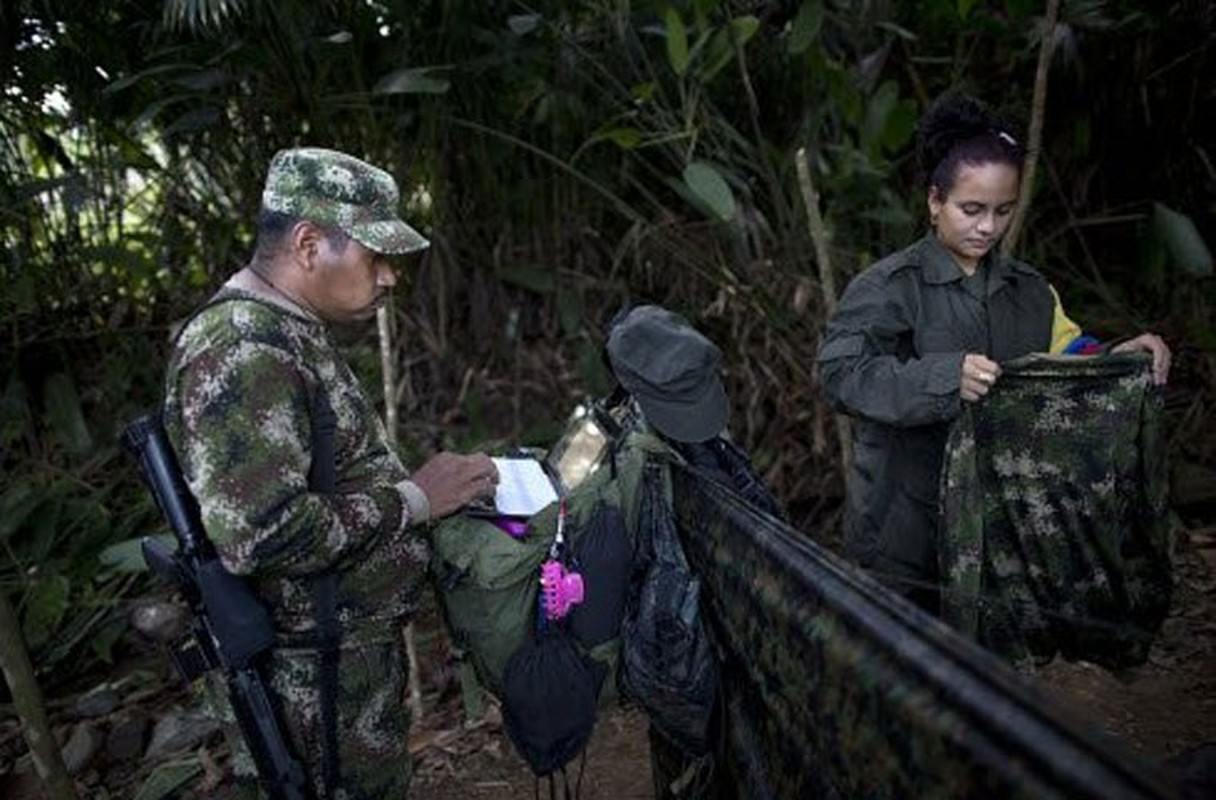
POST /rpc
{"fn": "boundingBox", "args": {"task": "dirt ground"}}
[1032,525,1216,763]
[409,699,654,800]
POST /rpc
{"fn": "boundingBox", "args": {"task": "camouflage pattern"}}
[939,353,1171,669]
[669,465,1172,800]
[165,288,426,793]
[262,147,429,255]
[164,288,430,638]
[211,639,411,799]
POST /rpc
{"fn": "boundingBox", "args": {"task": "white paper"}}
[492,457,559,517]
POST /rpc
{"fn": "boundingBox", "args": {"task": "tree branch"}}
[0,589,80,799]
[1003,0,1061,256]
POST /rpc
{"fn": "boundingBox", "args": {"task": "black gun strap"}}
[307,389,341,797]
[313,573,340,796]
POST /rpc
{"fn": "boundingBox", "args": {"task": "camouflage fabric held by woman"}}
[939,353,1171,668]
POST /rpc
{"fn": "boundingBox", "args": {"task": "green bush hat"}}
[606,305,729,443]
[261,147,429,255]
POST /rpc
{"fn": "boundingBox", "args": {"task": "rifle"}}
[123,414,309,800]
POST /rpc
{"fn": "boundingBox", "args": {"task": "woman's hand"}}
[1111,333,1171,385]
[960,353,1002,402]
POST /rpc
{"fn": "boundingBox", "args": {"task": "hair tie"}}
[996,130,1018,146]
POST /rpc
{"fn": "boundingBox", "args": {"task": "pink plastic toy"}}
[540,560,585,620]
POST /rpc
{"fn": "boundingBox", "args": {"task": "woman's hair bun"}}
[917,94,991,174]
[916,92,1023,190]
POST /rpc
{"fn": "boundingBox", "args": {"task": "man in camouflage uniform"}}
[164,147,499,798]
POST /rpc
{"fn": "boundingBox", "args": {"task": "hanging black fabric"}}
[568,501,632,649]
[621,459,718,756]
[501,630,598,778]
[672,437,786,522]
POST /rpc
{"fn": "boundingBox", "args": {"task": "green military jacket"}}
[816,233,1056,594]
[164,282,431,641]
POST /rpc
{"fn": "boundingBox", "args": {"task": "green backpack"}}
[428,432,665,703]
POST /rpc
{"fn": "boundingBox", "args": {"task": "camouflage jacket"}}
[163,281,430,641]
[816,234,1062,596]
[939,353,1171,668]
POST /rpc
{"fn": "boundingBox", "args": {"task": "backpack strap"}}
[306,389,342,796]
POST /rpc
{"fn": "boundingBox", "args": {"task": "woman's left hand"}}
[1111,333,1172,385]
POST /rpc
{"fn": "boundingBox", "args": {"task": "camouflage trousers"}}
[208,635,412,799]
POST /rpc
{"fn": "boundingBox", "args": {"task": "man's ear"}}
[288,220,323,270]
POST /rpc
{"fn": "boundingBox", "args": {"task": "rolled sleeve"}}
[396,478,431,525]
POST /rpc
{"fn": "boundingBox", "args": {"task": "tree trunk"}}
[0,589,80,800]
[1003,0,1060,256]
[795,147,852,473]
[377,305,425,722]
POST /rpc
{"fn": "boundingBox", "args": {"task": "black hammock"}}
[668,462,1170,800]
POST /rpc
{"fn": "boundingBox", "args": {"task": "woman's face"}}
[928,162,1019,275]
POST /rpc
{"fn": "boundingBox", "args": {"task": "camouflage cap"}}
[261,147,429,255]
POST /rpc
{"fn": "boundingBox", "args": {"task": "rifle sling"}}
[307,389,341,797]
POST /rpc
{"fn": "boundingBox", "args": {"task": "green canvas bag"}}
[429,436,661,700]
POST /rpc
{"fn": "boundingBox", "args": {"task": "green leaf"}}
[700,16,759,82]
[957,0,981,19]
[172,68,228,92]
[683,161,736,222]
[103,63,197,95]
[881,99,918,152]
[862,80,900,156]
[0,480,41,541]
[598,126,642,150]
[499,265,556,295]
[875,21,917,40]
[163,106,221,136]
[132,759,202,800]
[23,573,72,650]
[508,14,542,35]
[556,288,583,337]
[373,67,451,95]
[91,618,127,664]
[0,374,33,451]
[99,535,174,572]
[788,0,825,55]
[664,7,690,76]
[43,372,92,455]
[1153,203,1214,277]
[630,82,658,103]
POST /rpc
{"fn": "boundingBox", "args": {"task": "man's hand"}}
[1111,332,1171,385]
[960,353,1001,403]
[410,452,499,519]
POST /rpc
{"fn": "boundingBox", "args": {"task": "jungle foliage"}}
[1,0,1213,688]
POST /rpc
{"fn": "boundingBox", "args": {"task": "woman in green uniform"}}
[815,93,1170,609]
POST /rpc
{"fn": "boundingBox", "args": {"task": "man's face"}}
[309,235,398,323]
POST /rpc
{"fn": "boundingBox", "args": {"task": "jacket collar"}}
[917,233,1022,297]
[225,268,324,324]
